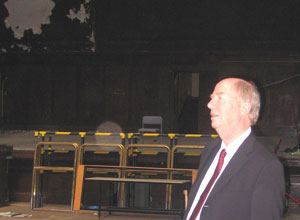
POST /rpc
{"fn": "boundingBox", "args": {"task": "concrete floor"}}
[0,202,180,220]
[0,202,299,220]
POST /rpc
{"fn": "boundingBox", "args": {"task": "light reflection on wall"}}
[95,121,123,151]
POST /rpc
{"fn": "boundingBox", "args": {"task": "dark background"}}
[0,0,300,135]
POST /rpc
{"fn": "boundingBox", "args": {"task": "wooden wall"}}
[0,54,299,136]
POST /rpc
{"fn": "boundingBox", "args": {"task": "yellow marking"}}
[40,131,47,136]
[184,152,201,156]
[93,151,109,154]
[128,149,140,153]
[79,132,86,137]
[143,133,159,137]
[168,133,176,139]
[141,151,158,155]
[127,133,134,138]
[55,131,71,135]
[185,134,202,138]
[120,133,126,139]
[95,132,112,136]
[34,131,46,136]
[211,134,218,138]
[54,150,69,153]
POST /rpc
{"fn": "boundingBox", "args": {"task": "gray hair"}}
[234,79,261,125]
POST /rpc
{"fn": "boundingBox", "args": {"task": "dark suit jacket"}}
[184,132,285,220]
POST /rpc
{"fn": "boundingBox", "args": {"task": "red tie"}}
[190,149,227,220]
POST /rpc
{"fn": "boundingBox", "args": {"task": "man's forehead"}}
[213,83,233,93]
[211,83,238,99]
[210,91,231,99]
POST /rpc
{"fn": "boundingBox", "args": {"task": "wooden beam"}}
[73,165,85,211]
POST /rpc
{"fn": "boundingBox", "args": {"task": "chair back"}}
[139,116,163,133]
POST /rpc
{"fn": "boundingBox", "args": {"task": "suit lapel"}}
[196,139,221,186]
[209,132,256,196]
[187,139,221,209]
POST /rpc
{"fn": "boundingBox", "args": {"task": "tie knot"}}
[220,149,227,159]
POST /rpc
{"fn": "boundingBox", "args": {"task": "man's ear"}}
[241,102,250,115]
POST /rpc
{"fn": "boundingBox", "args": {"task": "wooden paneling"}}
[1,54,300,135]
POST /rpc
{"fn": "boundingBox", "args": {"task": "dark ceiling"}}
[97,0,300,42]
[0,0,300,53]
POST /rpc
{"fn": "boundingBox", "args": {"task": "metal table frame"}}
[86,176,190,219]
[75,165,193,219]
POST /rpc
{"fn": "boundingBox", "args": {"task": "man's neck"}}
[218,126,251,146]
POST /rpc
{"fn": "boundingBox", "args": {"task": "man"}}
[184,78,285,220]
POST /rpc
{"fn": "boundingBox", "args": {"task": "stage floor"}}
[0,202,299,220]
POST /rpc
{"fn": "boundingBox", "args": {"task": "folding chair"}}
[138,116,163,134]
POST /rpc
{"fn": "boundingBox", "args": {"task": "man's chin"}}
[211,122,217,129]
[211,123,221,132]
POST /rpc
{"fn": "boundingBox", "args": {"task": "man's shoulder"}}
[203,137,221,151]
[249,134,282,163]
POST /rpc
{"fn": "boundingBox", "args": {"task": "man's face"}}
[207,79,243,132]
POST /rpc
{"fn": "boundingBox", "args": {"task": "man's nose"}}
[207,99,214,109]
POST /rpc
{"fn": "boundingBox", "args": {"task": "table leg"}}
[98,182,102,219]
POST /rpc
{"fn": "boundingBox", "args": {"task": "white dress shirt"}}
[187,127,251,220]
